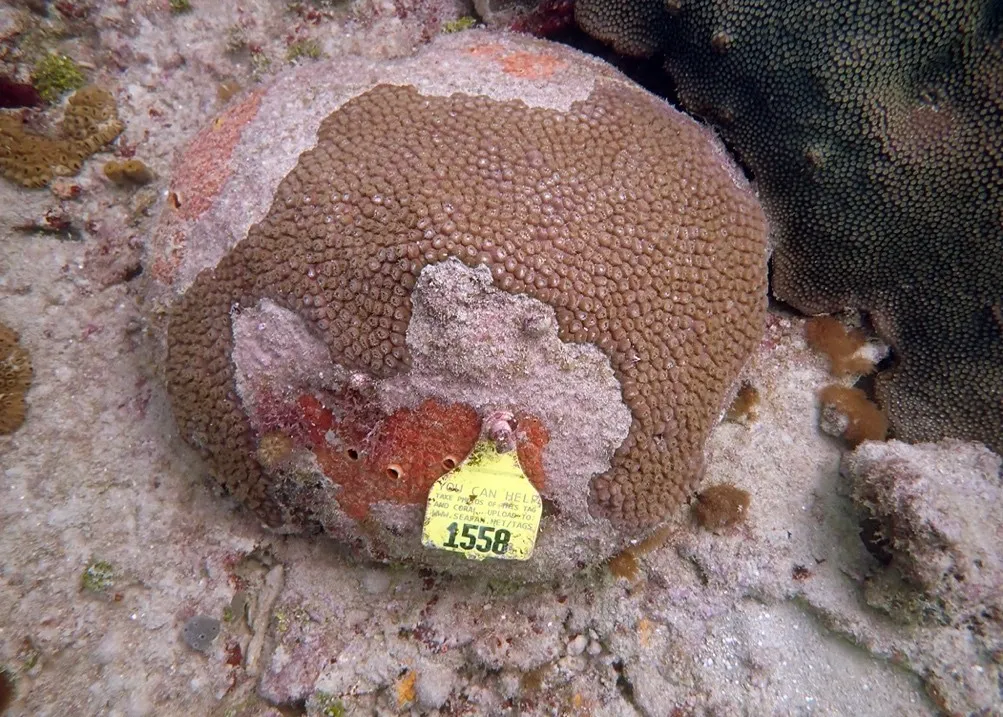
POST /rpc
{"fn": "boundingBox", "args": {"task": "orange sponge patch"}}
[292,394,481,521]
[805,316,875,377]
[818,384,888,447]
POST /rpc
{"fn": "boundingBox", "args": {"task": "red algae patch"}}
[463,42,568,79]
[500,51,567,78]
[167,89,263,222]
[512,415,549,492]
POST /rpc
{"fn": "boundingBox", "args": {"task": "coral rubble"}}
[845,439,1003,713]
[148,32,768,577]
[575,0,1003,455]
[848,439,1003,628]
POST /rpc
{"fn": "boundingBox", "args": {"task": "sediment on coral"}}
[0,85,123,188]
[575,0,1003,455]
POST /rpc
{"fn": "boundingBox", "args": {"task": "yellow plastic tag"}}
[421,441,542,561]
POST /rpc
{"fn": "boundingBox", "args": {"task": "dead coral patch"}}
[0,321,32,435]
[0,85,123,188]
[849,440,1003,628]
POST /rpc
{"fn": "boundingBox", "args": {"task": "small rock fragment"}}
[49,178,82,200]
[416,662,455,710]
[566,634,588,656]
[847,440,1003,628]
[245,564,284,674]
[183,615,221,653]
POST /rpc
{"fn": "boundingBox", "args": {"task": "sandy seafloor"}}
[0,2,998,716]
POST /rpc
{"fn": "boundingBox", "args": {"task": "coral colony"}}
[149,37,768,576]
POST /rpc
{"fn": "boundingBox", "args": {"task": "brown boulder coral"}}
[148,32,767,577]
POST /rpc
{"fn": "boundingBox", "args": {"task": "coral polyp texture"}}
[0,86,123,188]
[147,32,768,577]
[575,0,1003,455]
